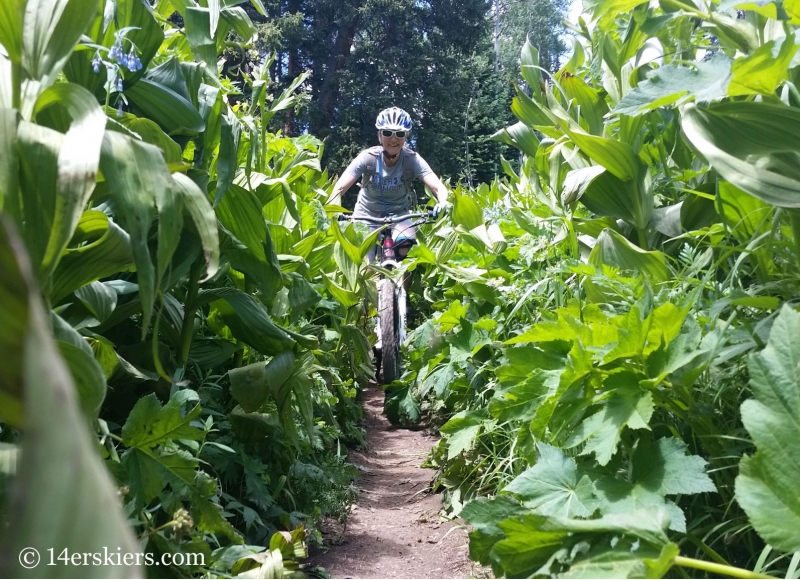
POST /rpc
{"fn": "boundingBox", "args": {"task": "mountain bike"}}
[338,210,437,384]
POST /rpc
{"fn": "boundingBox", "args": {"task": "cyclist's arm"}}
[327,172,358,207]
[422,172,449,205]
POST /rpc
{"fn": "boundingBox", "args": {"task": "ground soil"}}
[310,384,474,579]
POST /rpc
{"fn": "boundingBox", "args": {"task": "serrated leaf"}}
[504,443,599,518]
[566,388,654,465]
[634,438,716,496]
[735,305,800,553]
[594,478,686,532]
[440,409,486,458]
[121,390,204,449]
[383,384,420,426]
[615,54,731,116]
[492,514,570,577]
[488,369,563,422]
[728,36,798,97]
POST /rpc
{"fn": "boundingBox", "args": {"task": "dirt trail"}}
[312,384,471,579]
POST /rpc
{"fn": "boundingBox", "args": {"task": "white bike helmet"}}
[375,107,413,131]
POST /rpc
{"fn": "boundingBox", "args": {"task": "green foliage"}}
[735,305,800,554]
[0,0,375,575]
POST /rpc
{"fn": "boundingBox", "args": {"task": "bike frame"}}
[337,211,435,383]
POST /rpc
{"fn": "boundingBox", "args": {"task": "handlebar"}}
[337,211,436,224]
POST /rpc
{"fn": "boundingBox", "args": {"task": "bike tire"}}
[379,279,400,385]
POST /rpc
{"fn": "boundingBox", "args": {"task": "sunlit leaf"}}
[735,305,800,553]
[0,216,141,578]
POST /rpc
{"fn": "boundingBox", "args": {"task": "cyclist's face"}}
[378,130,405,156]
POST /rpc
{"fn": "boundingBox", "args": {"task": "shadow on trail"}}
[310,384,470,579]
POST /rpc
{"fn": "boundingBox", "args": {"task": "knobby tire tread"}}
[379,280,399,385]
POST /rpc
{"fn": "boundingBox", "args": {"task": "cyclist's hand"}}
[433,201,451,219]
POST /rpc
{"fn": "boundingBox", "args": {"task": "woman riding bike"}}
[327,106,450,258]
[327,106,450,381]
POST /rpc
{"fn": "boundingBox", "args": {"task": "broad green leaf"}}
[452,192,484,230]
[383,384,420,426]
[491,515,569,577]
[594,478,686,532]
[717,181,773,244]
[74,280,117,322]
[16,119,61,269]
[172,172,219,281]
[681,102,800,208]
[492,121,540,157]
[520,35,543,101]
[644,302,686,355]
[634,438,716,496]
[504,443,598,518]
[728,36,798,97]
[0,108,19,211]
[22,0,101,88]
[188,338,240,370]
[0,215,141,578]
[112,111,182,164]
[228,247,283,301]
[216,184,267,261]
[706,13,759,53]
[460,496,528,565]
[184,7,217,78]
[100,131,170,334]
[57,340,107,420]
[735,305,800,553]
[589,229,669,282]
[556,117,642,182]
[197,287,302,354]
[125,78,205,136]
[562,538,674,579]
[578,166,652,230]
[51,210,134,303]
[334,242,359,291]
[0,0,25,63]
[565,387,654,465]
[121,390,204,449]
[228,361,269,413]
[419,362,455,398]
[329,218,363,266]
[221,6,256,43]
[562,165,606,205]
[614,54,731,116]
[488,369,562,422]
[34,83,106,275]
[215,108,241,204]
[440,409,485,458]
[322,273,359,307]
[561,72,607,135]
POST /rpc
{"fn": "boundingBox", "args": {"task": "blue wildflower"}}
[129,51,142,71]
[116,75,124,92]
[117,100,124,117]
[91,55,101,74]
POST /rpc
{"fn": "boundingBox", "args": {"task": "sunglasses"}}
[380,130,407,138]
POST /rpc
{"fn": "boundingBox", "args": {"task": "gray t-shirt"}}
[344,147,433,217]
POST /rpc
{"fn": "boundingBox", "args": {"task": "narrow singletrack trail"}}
[312,384,471,579]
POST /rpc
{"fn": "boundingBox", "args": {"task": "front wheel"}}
[378,279,400,385]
